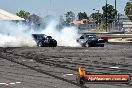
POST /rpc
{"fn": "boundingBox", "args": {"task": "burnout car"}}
[77,34,105,47]
[32,34,57,47]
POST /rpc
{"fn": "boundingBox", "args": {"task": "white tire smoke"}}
[0,21,36,47]
[41,20,80,47]
[0,20,80,47]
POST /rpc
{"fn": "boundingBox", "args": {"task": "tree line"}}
[16,1,132,29]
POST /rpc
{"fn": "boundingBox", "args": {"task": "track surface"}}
[0,43,132,88]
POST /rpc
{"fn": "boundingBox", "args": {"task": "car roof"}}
[32,34,45,35]
[83,34,95,36]
[32,34,47,36]
[81,34,96,36]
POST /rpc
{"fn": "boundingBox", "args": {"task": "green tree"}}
[90,12,102,20]
[99,22,106,31]
[102,4,117,23]
[16,10,30,20]
[16,10,43,28]
[78,12,88,20]
[124,2,132,21]
[59,15,66,26]
[28,14,42,28]
[58,15,66,29]
[65,11,75,25]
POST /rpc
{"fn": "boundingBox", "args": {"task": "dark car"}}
[32,34,57,47]
[77,34,105,47]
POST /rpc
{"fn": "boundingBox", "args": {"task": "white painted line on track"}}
[109,67,119,69]
[63,73,74,76]
[16,82,21,84]
[9,83,15,85]
[65,74,74,76]
[22,60,26,61]
[0,83,6,85]
[0,82,21,85]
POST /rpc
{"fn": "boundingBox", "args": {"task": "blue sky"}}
[0,0,129,17]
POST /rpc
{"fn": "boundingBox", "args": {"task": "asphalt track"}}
[0,43,132,88]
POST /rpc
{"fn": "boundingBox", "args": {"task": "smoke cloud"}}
[41,20,80,47]
[0,21,36,47]
[0,20,80,47]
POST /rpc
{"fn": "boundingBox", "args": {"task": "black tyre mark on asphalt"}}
[0,48,88,88]
[3,47,132,74]
[1,47,132,87]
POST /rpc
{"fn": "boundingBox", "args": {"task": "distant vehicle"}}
[77,34,105,47]
[32,34,57,47]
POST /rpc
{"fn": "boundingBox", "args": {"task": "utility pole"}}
[115,0,117,21]
[105,0,108,32]
[50,0,52,8]
[115,0,116,10]
[49,0,52,15]
[50,0,51,5]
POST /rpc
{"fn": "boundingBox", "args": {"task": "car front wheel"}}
[37,42,43,47]
[85,43,89,47]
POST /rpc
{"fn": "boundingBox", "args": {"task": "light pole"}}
[105,0,108,32]
[93,9,100,29]
[115,0,116,10]
[105,0,117,32]
[115,0,117,23]
[50,0,51,6]
[93,9,99,19]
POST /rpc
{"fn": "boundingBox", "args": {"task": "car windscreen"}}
[85,35,96,38]
[36,34,46,40]
[89,36,97,40]
[47,36,52,39]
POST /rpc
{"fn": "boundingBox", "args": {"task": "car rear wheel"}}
[81,43,86,47]
[88,44,92,47]
[49,40,57,47]
[100,44,104,47]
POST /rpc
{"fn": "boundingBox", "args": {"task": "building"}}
[70,19,95,30]
[118,14,132,33]
[0,9,24,20]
